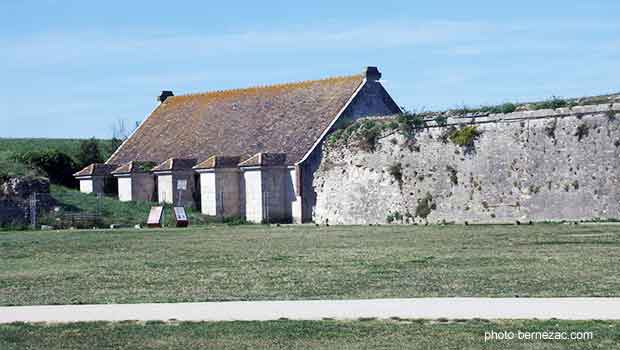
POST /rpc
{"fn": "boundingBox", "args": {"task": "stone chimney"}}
[157,90,174,103]
[364,66,382,81]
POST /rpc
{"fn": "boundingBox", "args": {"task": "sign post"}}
[147,206,164,228]
[174,206,189,227]
[176,179,187,207]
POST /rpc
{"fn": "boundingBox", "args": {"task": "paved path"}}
[2,298,620,323]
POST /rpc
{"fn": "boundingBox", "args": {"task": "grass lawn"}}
[1,223,620,305]
[1,319,618,349]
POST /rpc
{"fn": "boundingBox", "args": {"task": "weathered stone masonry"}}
[314,103,620,224]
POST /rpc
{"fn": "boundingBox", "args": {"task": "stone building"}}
[238,153,296,223]
[111,161,157,202]
[73,163,117,194]
[152,158,197,205]
[75,66,400,222]
[193,156,242,218]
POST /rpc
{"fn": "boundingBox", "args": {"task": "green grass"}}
[1,319,618,349]
[2,224,620,305]
[0,138,114,161]
[43,185,209,227]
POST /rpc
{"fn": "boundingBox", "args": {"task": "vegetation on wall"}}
[434,115,448,126]
[388,163,403,188]
[446,165,458,185]
[448,126,481,148]
[386,211,403,223]
[327,109,428,151]
[530,96,572,110]
[454,102,517,115]
[134,161,157,173]
[397,108,426,137]
[544,119,558,139]
[575,123,590,141]
[415,193,436,219]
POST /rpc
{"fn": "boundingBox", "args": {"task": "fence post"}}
[96,193,102,217]
[30,193,37,230]
[217,191,224,221]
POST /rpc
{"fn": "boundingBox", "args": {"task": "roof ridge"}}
[171,74,364,100]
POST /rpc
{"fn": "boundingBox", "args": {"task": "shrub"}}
[386,211,402,223]
[357,120,382,152]
[499,103,517,114]
[449,126,481,148]
[575,123,590,141]
[224,216,252,225]
[415,193,436,219]
[397,109,426,138]
[479,102,517,114]
[383,120,399,130]
[434,115,448,126]
[388,163,403,188]
[17,150,78,187]
[0,151,41,183]
[327,129,345,145]
[533,96,568,110]
[446,165,458,185]
[544,119,557,139]
[134,161,157,172]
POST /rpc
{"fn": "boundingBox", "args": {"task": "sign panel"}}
[147,206,164,228]
[174,206,189,227]
[177,179,188,191]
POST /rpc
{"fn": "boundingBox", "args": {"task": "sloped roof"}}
[193,156,241,170]
[238,153,288,167]
[73,163,118,177]
[111,161,157,175]
[152,158,197,172]
[106,74,365,165]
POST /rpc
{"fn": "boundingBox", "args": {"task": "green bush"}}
[16,150,78,187]
[327,129,345,145]
[532,96,569,110]
[575,123,590,141]
[479,103,517,114]
[415,193,436,219]
[357,120,382,152]
[434,115,448,126]
[386,211,402,223]
[0,151,41,182]
[396,109,426,138]
[449,126,481,148]
[388,163,403,187]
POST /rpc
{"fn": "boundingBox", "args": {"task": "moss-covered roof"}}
[106,74,365,165]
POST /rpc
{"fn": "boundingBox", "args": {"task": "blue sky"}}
[1,0,618,138]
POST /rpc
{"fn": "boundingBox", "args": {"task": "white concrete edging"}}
[2,298,620,323]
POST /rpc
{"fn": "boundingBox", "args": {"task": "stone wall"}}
[0,177,51,225]
[299,79,401,221]
[313,103,620,224]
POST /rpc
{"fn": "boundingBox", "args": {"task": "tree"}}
[18,150,78,187]
[77,138,103,168]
